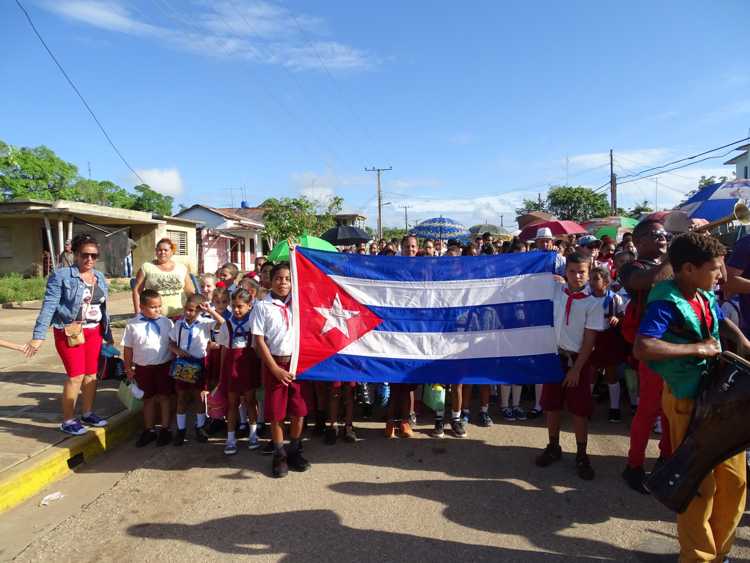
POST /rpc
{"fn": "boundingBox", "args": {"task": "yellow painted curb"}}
[0,409,141,514]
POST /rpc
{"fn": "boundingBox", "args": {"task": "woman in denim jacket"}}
[25,234,113,436]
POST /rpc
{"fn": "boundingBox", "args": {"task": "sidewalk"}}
[0,291,137,510]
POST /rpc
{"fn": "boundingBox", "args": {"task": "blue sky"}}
[3,0,749,228]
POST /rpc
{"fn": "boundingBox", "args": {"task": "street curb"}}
[2,300,40,309]
[0,409,141,514]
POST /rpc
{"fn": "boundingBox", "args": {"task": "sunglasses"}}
[79,252,99,260]
[650,230,669,240]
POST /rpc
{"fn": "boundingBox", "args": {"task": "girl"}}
[200,273,217,302]
[221,289,261,454]
[217,263,239,294]
[205,287,231,436]
[259,262,274,291]
[168,293,225,446]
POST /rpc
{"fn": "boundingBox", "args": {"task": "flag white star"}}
[314,293,359,337]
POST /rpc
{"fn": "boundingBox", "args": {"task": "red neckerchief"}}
[564,286,588,325]
[272,295,291,330]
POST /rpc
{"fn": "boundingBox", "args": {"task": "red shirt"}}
[687,294,713,335]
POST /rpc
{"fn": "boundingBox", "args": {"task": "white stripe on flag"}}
[337,325,557,360]
[329,272,554,309]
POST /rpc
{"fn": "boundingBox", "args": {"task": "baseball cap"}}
[578,235,601,247]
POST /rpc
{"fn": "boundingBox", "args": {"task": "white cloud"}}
[389,177,443,191]
[568,148,671,170]
[133,167,184,196]
[44,0,375,71]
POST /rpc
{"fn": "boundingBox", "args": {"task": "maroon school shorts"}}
[134,362,174,400]
[331,380,357,389]
[540,352,594,417]
[224,347,261,395]
[204,346,223,391]
[262,358,313,422]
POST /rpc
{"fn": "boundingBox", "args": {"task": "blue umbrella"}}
[409,217,469,240]
[675,179,750,222]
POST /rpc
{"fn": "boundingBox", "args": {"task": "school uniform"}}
[540,283,605,417]
[589,290,627,369]
[251,294,312,422]
[169,316,215,392]
[121,315,174,399]
[219,312,260,395]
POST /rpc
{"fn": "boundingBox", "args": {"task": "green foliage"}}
[381,227,407,241]
[0,141,79,200]
[516,196,548,215]
[0,273,48,304]
[72,178,136,208]
[517,186,611,221]
[131,184,173,216]
[628,200,653,218]
[261,195,344,243]
[698,175,730,188]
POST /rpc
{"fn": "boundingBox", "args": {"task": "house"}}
[725,144,750,180]
[335,212,367,228]
[175,204,266,274]
[0,199,199,277]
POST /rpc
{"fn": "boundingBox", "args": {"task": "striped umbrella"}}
[409,217,469,240]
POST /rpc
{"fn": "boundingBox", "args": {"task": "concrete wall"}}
[0,218,43,276]
[176,207,225,229]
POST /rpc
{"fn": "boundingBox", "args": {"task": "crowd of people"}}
[16,218,750,562]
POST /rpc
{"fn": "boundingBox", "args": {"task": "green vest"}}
[645,280,720,399]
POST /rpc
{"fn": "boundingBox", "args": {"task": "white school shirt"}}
[552,283,605,353]
[121,315,174,366]
[217,312,254,349]
[169,316,215,359]
[251,294,293,356]
[589,290,625,325]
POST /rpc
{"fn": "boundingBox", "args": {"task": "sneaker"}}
[535,443,562,467]
[60,419,88,436]
[272,452,289,478]
[478,411,493,427]
[287,450,311,472]
[512,407,527,421]
[256,421,267,439]
[135,428,156,447]
[262,441,275,455]
[80,412,107,428]
[432,419,445,438]
[449,418,467,438]
[408,411,417,428]
[385,421,397,439]
[622,465,649,494]
[576,455,595,480]
[313,412,326,436]
[247,434,261,450]
[173,428,187,447]
[224,441,238,455]
[527,408,543,420]
[460,411,470,425]
[399,420,413,438]
[344,426,357,443]
[156,428,172,447]
[501,407,516,421]
[324,426,338,445]
[195,425,209,443]
[237,424,249,439]
[608,408,622,423]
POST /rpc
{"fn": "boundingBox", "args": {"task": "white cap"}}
[535,227,554,240]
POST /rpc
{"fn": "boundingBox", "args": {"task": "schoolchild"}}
[200,273,217,302]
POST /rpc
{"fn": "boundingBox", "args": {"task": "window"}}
[0,227,11,258]
[167,230,188,255]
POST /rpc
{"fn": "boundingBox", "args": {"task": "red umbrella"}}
[519,220,587,242]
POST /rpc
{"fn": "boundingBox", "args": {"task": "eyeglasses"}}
[80,253,99,260]
[650,230,668,240]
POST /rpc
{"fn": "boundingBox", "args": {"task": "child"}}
[122,289,175,447]
[168,293,226,446]
[0,339,25,352]
[325,381,357,444]
[461,384,493,427]
[252,262,311,477]
[205,287,230,435]
[259,262,274,291]
[431,385,467,438]
[217,263,239,293]
[200,273,217,302]
[588,266,627,422]
[635,232,749,562]
[238,275,260,300]
[499,384,526,422]
[535,253,605,480]
[220,288,261,454]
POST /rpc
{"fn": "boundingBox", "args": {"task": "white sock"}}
[461,408,470,416]
[196,413,206,428]
[83,411,93,418]
[238,404,248,425]
[511,385,522,408]
[227,431,236,444]
[534,384,543,411]
[176,413,187,430]
[500,385,511,409]
[608,383,621,409]
[249,423,257,439]
[451,410,461,420]
[480,405,489,413]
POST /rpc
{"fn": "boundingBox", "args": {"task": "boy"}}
[635,232,749,562]
[122,289,175,447]
[252,262,311,477]
[535,253,605,480]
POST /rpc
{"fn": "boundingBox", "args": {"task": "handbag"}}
[98,355,126,381]
[63,276,96,347]
[117,380,143,412]
[423,384,446,414]
[169,322,204,384]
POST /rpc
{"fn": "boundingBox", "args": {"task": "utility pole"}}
[365,166,392,240]
[655,178,659,211]
[399,204,412,231]
[87,161,92,179]
[609,149,617,214]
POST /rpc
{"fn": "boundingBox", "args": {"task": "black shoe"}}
[135,429,156,448]
[173,428,186,446]
[156,428,172,447]
[256,421,267,439]
[576,455,595,480]
[651,456,667,475]
[272,453,288,478]
[478,411,494,427]
[207,417,226,436]
[535,443,562,467]
[622,465,649,494]
[262,441,275,455]
[608,408,622,423]
[194,425,209,443]
[527,408,543,420]
[324,426,337,445]
[432,419,445,438]
[449,417,467,438]
[313,411,326,436]
[237,424,249,439]
[408,411,418,428]
[287,450,311,472]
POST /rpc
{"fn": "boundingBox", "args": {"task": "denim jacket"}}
[32,266,112,341]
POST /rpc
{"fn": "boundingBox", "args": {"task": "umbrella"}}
[409,217,469,240]
[674,179,750,222]
[320,225,371,246]
[516,211,555,230]
[469,223,509,235]
[518,220,587,242]
[584,216,638,242]
[268,234,336,262]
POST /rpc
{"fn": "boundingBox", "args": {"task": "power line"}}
[15,0,146,185]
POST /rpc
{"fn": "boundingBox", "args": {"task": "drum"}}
[646,351,750,513]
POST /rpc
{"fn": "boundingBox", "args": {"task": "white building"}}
[725,143,750,180]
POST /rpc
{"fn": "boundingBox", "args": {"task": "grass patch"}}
[0,274,48,304]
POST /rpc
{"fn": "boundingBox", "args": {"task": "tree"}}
[516,195,549,216]
[381,227,407,241]
[521,185,612,221]
[72,178,134,208]
[628,200,653,218]
[0,141,79,200]
[698,175,730,188]
[131,184,173,216]
[260,195,344,245]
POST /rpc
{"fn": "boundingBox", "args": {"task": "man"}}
[445,239,462,256]
[724,232,750,339]
[620,220,673,494]
[534,228,566,275]
[423,239,436,257]
[434,240,444,256]
[58,240,75,268]
[577,235,602,264]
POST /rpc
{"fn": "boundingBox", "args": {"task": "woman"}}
[25,233,112,436]
[132,237,194,317]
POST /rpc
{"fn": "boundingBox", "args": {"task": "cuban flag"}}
[676,179,750,222]
[290,248,564,384]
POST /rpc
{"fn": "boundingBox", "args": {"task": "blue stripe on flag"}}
[298,353,564,385]
[689,199,737,222]
[298,247,556,282]
[370,300,552,333]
